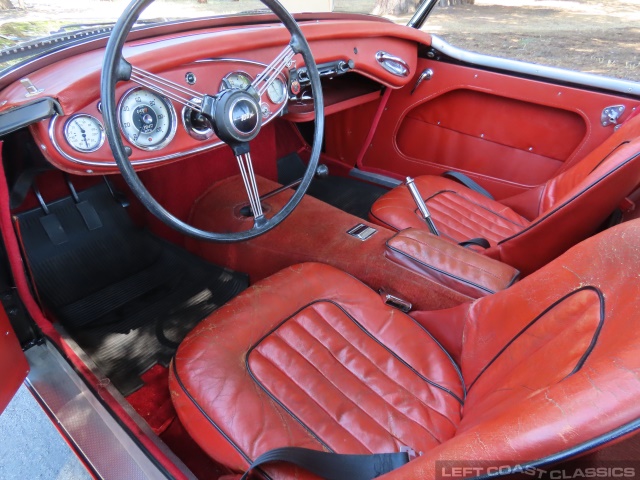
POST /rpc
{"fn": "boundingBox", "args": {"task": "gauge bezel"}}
[267,78,287,104]
[181,98,214,141]
[117,87,178,151]
[219,71,253,92]
[63,113,105,153]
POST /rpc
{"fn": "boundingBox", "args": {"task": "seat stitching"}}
[400,235,506,281]
[292,309,458,434]
[433,192,525,232]
[274,325,445,447]
[171,360,255,465]
[426,190,527,228]
[251,348,371,453]
[467,286,605,391]
[428,194,523,239]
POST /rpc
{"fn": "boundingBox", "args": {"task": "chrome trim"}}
[430,35,640,98]
[117,87,178,152]
[219,70,253,92]
[63,113,105,153]
[376,51,410,77]
[601,105,626,127]
[49,114,225,168]
[267,77,287,104]
[181,98,214,141]
[46,57,288,169]
[407,0,439,29]
[25,340,194,479]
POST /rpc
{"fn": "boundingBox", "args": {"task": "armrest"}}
[385,229,520,298]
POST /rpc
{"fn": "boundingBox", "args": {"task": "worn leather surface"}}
[186,174,471,311]
[171,220,640,479]
[385,228,520,298]
[0,307,29,414]
[370,115,640,274]
[170,262,464,473]
[370,176,529,244]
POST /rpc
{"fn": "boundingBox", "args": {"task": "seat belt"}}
[240,446,413,480]
[459,238,491,249]
[443,171,494,200]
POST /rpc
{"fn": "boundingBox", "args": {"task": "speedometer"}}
[118,88,177,150]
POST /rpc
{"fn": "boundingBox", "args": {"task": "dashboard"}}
[0,18,426,175]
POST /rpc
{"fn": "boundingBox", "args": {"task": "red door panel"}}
[0,306,29,413]
[358,58,640,200]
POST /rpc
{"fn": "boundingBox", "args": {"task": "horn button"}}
[210,90,263,146]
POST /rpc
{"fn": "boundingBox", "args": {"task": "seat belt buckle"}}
[380,289,412,313]
[400,446,423,461]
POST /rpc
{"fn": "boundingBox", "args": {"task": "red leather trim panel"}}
[362,59,640,200]
[385,229,520,298]
[186,174,471,311]
[0,306,29,414]
[170,263,463,471]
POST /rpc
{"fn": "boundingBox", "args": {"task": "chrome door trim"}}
[430,35,640,98]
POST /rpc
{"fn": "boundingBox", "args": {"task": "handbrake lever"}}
[405,177,439,236]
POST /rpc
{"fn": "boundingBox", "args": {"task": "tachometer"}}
[64,114,105,153]
[118,88,177,150]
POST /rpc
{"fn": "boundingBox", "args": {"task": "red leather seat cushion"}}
[370,176,529,245]
[169,263,464,472]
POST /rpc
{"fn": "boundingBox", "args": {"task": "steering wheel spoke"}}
[235,149,265,226]
[251,44,295,99]
[130,65,205,111]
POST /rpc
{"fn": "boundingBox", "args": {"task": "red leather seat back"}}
[492,130,640,274]
[384,220,640,479]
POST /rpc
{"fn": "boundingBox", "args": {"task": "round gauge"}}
[267,78,287,104]
[118,88,177,151]
[64,114,105,153]
[220,72,252,91]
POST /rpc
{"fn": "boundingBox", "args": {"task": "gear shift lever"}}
[240,164,329,217]
[405,177,439,236]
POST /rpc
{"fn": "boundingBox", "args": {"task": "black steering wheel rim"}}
[100,0,324,242]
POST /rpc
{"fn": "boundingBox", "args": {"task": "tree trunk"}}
[372,0,422,16]
[438,0,475,6]
[0,0,15,10]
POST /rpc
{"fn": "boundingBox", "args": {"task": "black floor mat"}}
[16,183,248,395]
[278,153,389,220]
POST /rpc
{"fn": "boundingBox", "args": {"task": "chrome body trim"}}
[117,87,178,152]
[63,113,105,153]
[430,35,640,98]
[25,340,195,479]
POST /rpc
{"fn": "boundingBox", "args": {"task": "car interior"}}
[1,0,640,478]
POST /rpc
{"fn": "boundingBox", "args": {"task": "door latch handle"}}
[410,68,433,95]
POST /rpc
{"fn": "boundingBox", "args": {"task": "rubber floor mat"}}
[15,183,248,395]
[278,153,389,219]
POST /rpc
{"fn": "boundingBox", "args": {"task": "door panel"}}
[358,58,640,200]
[0,306,29,413]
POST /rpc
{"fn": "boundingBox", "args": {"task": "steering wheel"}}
[101,0,324,242]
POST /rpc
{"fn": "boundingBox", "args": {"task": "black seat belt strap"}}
[443,171,494,200]
[240,447,411,480]
[459,238,491,249]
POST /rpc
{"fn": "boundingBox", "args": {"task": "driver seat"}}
[169,220,640,479]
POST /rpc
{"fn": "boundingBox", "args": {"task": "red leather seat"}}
[170,220,640,479]
[369,116,640,274]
